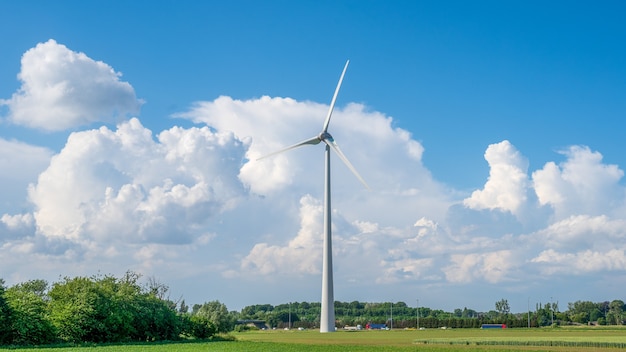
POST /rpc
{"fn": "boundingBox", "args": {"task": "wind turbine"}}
[258,60,368,332]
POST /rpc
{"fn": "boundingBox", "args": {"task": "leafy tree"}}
[110,271,180,341]
[533,302,552,326]
[608,300,624,325]
[181,314,217,338]
[241,304,273,319]
[47,272,181,343]
[48,276,102,342]
[15,279,48,298]
[131,293,180,341]
[97,274,140,342]
[48,274,135,342]
[5,280,56,345]
[495,299,510,317]
[567,300,603,324]
[193,300,235,333]
[179,299,189,314]
[462,307,477,318]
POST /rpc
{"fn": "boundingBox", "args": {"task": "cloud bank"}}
[2,40,626,309]
[28,118,248,244]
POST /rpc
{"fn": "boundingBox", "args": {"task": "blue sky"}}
[1,1,626,314]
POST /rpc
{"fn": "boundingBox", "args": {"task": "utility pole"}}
[527,297,530,328]
[416,299,420,330]
[390,302,393,330]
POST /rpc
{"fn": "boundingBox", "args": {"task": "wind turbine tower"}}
[258,60,368,332]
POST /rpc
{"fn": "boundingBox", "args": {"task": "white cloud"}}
[167,98,626,295]
[175,95,466,288]
[240,193,445,286]
[1,39,142,131]
[532,249,626,275]
[0,213,35,240]
[464,140,529,216]
[525,214,626,275]
[1,213,34,230]
[532,145,625,220]
[177,96,452,226]
[241,195,323,276]
[443,250,515,284]
[27,118,248,244]
[528,215,626,251]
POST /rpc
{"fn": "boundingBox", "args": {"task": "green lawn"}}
[3,326,626,352]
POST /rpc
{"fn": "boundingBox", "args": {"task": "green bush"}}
[187,315,217,339]
[5,285,56,345]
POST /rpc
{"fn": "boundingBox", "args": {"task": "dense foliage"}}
[1,272,624,346]
[0,280,12,344]
[0,272,221,345]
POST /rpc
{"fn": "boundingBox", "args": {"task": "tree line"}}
[1,272,624,346]
[0,272,233,345]
[238,299,625,330]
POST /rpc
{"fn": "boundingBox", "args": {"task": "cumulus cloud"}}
[27,118,248,244]
[532,145,625,220]
[443,250,515,284]
[443,143,626,286]
[532,249,626,275]
[177,97,426,190]
[1,39,142,131]
[525,214,626,275]
[176,96,626,293]
[177,96,451,225]
[528,215,626,251]
[240,193,445,285]
[464,140,530,216]
[175,95,464,286]
[0,213,35,240]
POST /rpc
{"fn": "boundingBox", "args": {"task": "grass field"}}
[3,326,626,352]
[234,326,626,350]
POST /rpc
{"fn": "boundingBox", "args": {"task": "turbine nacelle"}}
[319,131,333,143]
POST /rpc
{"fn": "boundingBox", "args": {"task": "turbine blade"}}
[325,139,369,190]
[256,136,320,161]
[322,60,350,133]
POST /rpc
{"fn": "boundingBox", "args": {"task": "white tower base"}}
[320,144,335,333]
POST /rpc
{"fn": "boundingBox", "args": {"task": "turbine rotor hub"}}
[319,131,333,142]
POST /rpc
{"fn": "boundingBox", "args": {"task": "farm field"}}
[235,327,626,350]
[2,327,626,352]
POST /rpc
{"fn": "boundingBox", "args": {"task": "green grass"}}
[3,326,626,351]
[234,327,626,350]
